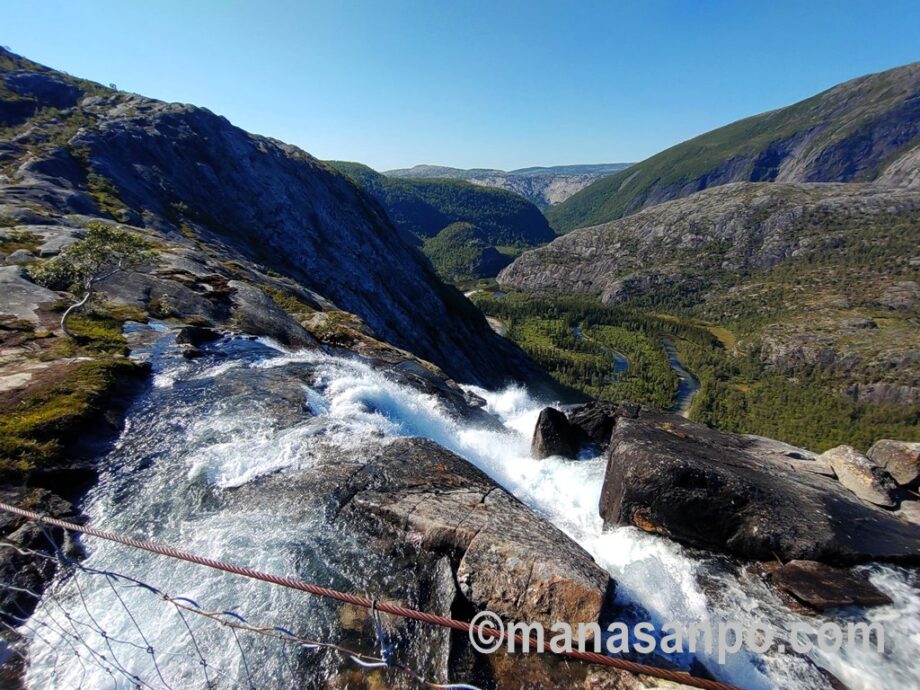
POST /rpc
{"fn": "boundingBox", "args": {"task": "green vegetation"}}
[473,293,717,408]
[0,229,41,254]
[474,292,919,451]
[327,161,555,281]
[676,337,919,452]
[422,223,510,282]
[546,63,920,231]
[0,357,141,472]
[263,285,316,321]
[0,298,147,474]
[30,222,155,337]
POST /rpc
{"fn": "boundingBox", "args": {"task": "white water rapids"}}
[18,330,920,689]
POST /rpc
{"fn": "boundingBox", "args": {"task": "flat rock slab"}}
[0,266,60,324]
[771,560,892,610]
[599,410,920,563]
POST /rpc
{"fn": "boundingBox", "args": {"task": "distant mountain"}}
[547,61,920,232]
[328,161,556,280]
[385,163,632,209]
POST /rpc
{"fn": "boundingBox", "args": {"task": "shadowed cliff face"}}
[0,48,553,390]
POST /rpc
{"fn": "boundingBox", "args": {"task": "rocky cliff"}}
[0,47,551,391]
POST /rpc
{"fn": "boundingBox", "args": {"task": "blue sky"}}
[4,1,919,170]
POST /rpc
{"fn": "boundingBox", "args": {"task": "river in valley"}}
[662,337,700,418]
[18,326,920,690]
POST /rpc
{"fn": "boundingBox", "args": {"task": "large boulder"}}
[820,445,898,507]
[771,560,892,610]
[868,439,920,487]
[566,400,640,447]
[531,407,580,459]
[598,411,920,563]
[232,436,620,689]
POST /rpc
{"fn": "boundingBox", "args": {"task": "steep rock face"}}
[0,47,551,390]
[501,182,920,300]
[547,60,920,231]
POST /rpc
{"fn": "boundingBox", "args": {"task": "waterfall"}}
[20,329,920,689]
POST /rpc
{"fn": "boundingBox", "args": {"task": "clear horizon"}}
[4,0,920,171]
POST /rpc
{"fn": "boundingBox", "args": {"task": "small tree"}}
[30,223,154,337]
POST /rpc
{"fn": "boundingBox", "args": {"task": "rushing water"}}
[19,328,920,690]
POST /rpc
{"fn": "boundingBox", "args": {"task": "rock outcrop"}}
[597,410,920,563]
[234,436,621,689]
[531,407,579,459]
[501,183,920,302]
[868,439,920,486]
[771,560,892,610]
[0,47,555,392]
[820,445,899,508]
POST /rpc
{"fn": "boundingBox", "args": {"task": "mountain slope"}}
[385,162,632,208]
[0,47,553,390]
[500,181,920,428]
[328,161,555,280]
[547,61,920,231]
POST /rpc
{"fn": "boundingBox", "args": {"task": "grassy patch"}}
[263,286,315,320]
[0,358,142,472]
[0,230,41,254]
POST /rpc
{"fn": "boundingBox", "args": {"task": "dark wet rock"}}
[820,445,898,508]
[228,280,318,350]
[0,486,81,623]
[175,325,221,347]
[180,345,205,359]
[841,317,877,329]
[99,270,229,325]
[598,410,920,563]
[771,560,892,610]
[531,407,579,459]
[385,359,498,427]
[566,400,640,447]
[867,439,920,487]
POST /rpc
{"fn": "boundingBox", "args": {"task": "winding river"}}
[19,326,920,690]
[662,337,700,417]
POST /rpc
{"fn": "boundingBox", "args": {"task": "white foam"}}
[23,346,919,690]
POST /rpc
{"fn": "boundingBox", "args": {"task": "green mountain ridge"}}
[328,160,555,280]
[547,60,920,232]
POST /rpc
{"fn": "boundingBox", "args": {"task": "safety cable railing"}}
[0,501,745,690]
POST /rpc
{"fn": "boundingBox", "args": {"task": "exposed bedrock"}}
[596,410,920,564]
